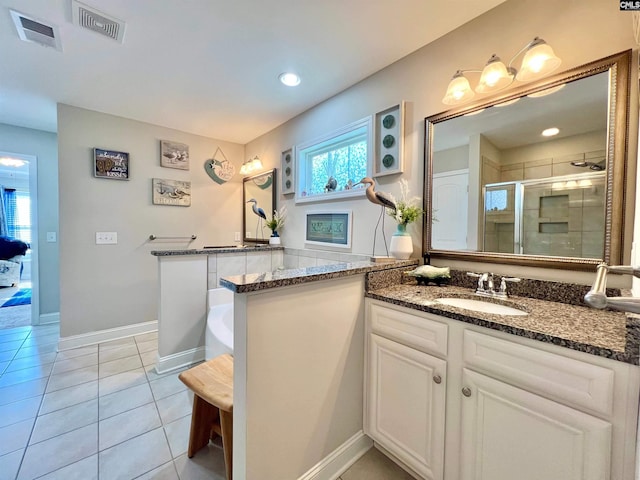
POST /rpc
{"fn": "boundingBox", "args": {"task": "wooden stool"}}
[179,354,234,480]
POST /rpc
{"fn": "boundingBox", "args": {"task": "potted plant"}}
[385,179,424,259]
[265,205,286,245]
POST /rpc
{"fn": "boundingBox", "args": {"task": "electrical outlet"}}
[234,232,241,242]
[96,232,118,244]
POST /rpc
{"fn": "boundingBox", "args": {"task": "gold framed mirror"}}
[243,169,276,244]
[423,50,631,271]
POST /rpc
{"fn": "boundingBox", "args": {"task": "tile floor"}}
[0,324,411,480]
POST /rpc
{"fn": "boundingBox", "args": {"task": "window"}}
[296,117,371,203]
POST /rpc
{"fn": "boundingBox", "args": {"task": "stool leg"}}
[220,410,233,480]
[188,395,219,458]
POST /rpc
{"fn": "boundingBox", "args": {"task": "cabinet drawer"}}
[463,330,615,416]
[369,302,448,357]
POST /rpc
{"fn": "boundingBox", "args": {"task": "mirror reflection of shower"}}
[483,172,605,258]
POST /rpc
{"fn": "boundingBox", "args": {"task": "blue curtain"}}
[3,189,16,238]
[0,188,8,237]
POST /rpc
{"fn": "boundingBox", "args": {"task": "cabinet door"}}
[460,369,612,480]
[367,333,447,480]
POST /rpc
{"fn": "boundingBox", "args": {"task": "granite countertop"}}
[151,245,284,256]
[366,284,640,365]
[220,260,418,293]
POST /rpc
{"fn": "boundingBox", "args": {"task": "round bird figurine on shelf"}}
[354,177,396,258]
[247,198,267,240]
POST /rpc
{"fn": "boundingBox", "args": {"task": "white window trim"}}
[295,116,372,204]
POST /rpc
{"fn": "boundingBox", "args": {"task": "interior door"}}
[432,170,468,250]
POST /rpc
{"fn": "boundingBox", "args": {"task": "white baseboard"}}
[39,313,60,325]
[297,431,372,480]
[58,320,158,351]
[156,346,206,374]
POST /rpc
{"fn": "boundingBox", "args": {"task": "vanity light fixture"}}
[442,37,561,105]
[279,72,301,87]
[541,127,560,137]
[239,156,263,175]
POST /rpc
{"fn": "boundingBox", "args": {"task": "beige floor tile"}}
[134,331,158,343]
[99,402,162,451]
[0,448,23,480]
[18,423,98,480]
[144,364,188,383]
[0,363,53,388]
[341,448,414,480]
[52,352,98,375]
[136,339,158,353]
[173,446,227,480]
[36,454,97,480]
[46,365,98,393]
[98,427,172,480]
[30,398,98,445]
[39,380,98,415]
[98,354,142,379]
[99,382,154,420]
[14,342,58,359]
[99,337,136,351]
[55,345,98,361]
[134,461,178,480]
[20,333,58,348]
[0,377,48,406]
[156,389,193,425]
[5,352,57,373]
[98,367,147,397]
[98,343,139,364]
[163,415,191,458]
[0,395,41,428]
[149,373,187,401]
[140,349,157,367]
[0,418,34,456]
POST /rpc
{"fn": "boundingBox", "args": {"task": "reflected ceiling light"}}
[279,72,301,87]
[442,37,561,106]
[0,157,25,167]
[239,156,263,175]
[494,98,520,107]
[527,83,566,98]
[542,127,560,137]
[463,108,486,116]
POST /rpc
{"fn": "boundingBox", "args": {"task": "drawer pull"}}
[462,386,472,397]
[433,375,442,384]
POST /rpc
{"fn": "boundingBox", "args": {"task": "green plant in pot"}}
[265,205,286,245]
[385,179,424,259]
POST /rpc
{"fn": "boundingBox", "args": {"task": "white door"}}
[460,369,612,480]
[366,333,447,480]
[432,170,468,250]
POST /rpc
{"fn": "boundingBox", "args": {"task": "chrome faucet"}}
[584,263,640,314]
[467,272,520,298]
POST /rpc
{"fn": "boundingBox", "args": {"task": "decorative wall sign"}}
[94,148,129,180]
[373,101,405,177]
[305,211,352,248]
[160,140,189,170]
[281,147,295,194]
[204,147,235,184]
[152,178,191,206]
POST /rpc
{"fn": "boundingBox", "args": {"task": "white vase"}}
[389,224,413,260]
[269,232,281,245]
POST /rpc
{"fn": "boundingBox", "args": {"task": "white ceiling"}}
[0,0,506,145]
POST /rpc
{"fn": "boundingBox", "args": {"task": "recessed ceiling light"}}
[542,127,559,137]
[279,72,301,87]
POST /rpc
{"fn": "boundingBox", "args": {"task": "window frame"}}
[295,116,372,204]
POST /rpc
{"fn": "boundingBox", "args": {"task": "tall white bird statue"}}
[355,177,397,257]
[247,198,267,240]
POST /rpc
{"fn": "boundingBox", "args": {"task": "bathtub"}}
[206,287,234,359]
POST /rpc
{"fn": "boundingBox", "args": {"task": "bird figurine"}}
[354,177,396,257]
[247,198,267,240]
[324,176,338,192]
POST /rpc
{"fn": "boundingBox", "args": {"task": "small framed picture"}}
[373,102,405,177]
[152,178,191,207]
[281,147,295,194]
[94,148,129,180]
[160,140,189,170]
[305,211,352,248]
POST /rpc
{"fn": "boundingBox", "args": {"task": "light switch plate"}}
[234,232,241,242]
[46,232,57,243]
[96,232,117,244]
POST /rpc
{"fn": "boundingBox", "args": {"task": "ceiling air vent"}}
[9,9,62,51]
[71,0,126,44]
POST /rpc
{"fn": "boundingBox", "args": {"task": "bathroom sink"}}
[436,297,528,316]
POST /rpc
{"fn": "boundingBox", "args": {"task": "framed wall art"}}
[152,178,191,207]
[373,101,405,177]
[160,140,189,170]
[305,211,352,248]
[94,148,129,180]
[281,147,295,194]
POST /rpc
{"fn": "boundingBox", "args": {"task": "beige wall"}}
[0,123,59,316]
[245,0,638,285]
[57,105,245,337]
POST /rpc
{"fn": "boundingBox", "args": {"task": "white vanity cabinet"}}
[364,299,640,480]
